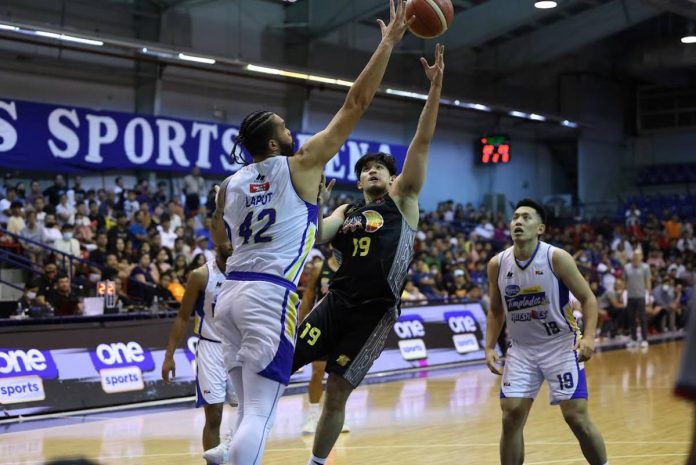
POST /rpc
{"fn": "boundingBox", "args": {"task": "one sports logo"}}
[89,342,154,394]
[0,349,59,380]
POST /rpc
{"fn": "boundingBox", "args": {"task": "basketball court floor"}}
[1,341,690,465]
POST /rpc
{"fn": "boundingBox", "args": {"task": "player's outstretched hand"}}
[574,337,595,362]
[318,175,336,205]
[420,43,444,88]
[162,356,176,384]
[486,348,503,376]
[378,0,416,45]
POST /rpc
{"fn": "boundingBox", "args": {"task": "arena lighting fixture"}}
[509,110,530,119]
[460,102,492,112]
[245,64,354,86]
[386,88,429,100]
[561,120,578,128]
[178,53,215,64]
[681,36,696,44]
[34,30,103,46]
[529,113,546,121]
[534,1,558,9]
[0,24,19,31]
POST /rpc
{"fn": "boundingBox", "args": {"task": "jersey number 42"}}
[239,208,276,244]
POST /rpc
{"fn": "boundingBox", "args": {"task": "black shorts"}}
[292,292,397,388]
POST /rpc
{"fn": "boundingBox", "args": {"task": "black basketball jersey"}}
[330,194,416,307]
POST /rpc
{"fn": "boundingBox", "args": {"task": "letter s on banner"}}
[0,100,18,152]
[47,108,80,159]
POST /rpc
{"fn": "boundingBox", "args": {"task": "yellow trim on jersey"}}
[564,306,580,333]
[193,314,200,336]
[285,226,316,282]
[285,291,300,339]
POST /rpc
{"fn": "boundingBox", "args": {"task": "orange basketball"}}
[405,0,454,39]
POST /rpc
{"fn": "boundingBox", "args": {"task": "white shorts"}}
[195,339,236,408]
[215,274,300,385]
[500,336,588,405]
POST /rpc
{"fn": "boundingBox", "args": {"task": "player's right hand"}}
[162,356,176,384]
[378,0,415,45]
[486,349,503,376]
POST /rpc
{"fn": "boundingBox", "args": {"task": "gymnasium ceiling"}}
[1,0,696,116]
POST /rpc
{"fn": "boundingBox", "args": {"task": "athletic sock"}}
[309,402,321,414]
[308,454,327,465]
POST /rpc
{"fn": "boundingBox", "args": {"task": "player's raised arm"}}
[552,248,599,362]
[485,255,505,375]
[292,0,413,175]
[210,178,232,249]
[162,267,207,383]
[391,43,444,200]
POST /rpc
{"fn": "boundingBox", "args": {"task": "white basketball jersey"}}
[497,241,579,346]
[222,156,318,285]
[194,260,226,342]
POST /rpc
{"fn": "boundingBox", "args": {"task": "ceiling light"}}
[534,1,557,9]
[529,113,546,121]
[681,36,696,44]
[178,53,215,64]
[0,24,19,31]
[386,89,428,100]
[561,120,578,128]
[509,110,530,118]
[34,30,103,46]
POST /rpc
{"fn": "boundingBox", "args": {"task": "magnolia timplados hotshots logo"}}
[0,348,58,404]
[393,315,428,361]
[89,342,155,394]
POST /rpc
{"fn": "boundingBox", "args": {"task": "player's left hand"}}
[574,337,595,362]
[318,175,336,204]
[420,43,444,87]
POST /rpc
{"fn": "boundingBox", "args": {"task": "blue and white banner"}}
[0,98,407,183]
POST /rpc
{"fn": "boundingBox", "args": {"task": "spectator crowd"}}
[0,172,693,343]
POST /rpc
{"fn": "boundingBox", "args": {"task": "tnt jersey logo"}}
[393,315,428,361]
[90,342,155,394]
[362,210,384,233]
[444,311,484,354]
[0,349,58,404]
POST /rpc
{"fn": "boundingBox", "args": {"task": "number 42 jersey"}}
[221,156,318,286]
[496,241,580,346]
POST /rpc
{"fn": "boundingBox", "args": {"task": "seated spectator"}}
[129,210,148,250]
[41,214,59,249]
[600,278,627,338]
[0,187,17,226]
[650,278,681,332]
[158,213,177,250]
[108,211,134,250]
[191,235,214,262]
[89,232,109,267]
[123,189,140,218]
[154,248,172,274]
[156,271,177,303]
[45,274,83,316]
[130,252,157,285]
[401,279,427,302]
[7,201,25,236]
[55,194,75,225]
[111,237,128,261]
[55,223,81,258]
[172,254,188,285]
[74,211,94,246]
[447,269,469,299]
[21,211,46,262]
[88,200,106,230]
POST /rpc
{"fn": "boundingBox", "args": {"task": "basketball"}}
[405,0,454,39]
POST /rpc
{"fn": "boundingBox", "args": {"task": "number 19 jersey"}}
[496,240,580,346]
[221,156,318,286]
